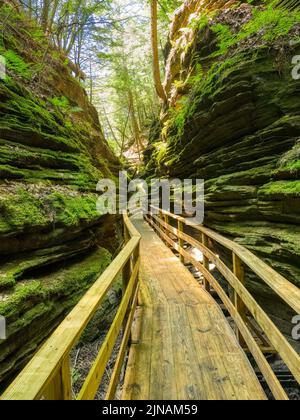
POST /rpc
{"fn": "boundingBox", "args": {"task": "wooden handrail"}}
[146,207,300,401]
[150,205,300,314]
[1,215,141,401]
[123,212,141,239]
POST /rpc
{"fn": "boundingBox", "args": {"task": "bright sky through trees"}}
[18,0,182,160]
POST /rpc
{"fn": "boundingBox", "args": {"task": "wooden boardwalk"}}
[2,213,299,400]
[122,218,267,400]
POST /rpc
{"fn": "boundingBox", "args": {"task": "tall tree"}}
[150,0,167,103]
[41,0,51,31]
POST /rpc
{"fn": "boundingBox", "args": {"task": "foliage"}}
[155,0,182,23]
[2,50,32,79]
[212,5,300,57]
[164,3,300,145]
[259,181,300,196]
[49,96,83,113]
[94,0,161,158]
[49,96,70,109]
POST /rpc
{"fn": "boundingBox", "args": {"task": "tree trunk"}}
[89,55,93,102]
[48,0,60,34]
[28,0,32,19]
[151,0,167,103]
[128,88,144,159]
[41,0,50,32]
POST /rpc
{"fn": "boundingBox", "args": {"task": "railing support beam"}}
[233,253,246,346]
[201,233,210,293]
[42,356,72,400]
[178,220,184,263]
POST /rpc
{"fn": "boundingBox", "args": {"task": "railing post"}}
[201,233,210,292]
[159,210,164,240]
[123,220,131,295]
[42,356,72,400]
[164,214,170,247]
[233,253,246,346]
[178,219,184,263]
[61,356,72,400]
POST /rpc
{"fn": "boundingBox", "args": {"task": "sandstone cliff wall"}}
[146,1,300,335]
[0,2,120,386]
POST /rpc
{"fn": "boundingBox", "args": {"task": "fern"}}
[211,5,300,57]
[273,0,300,11]
[49,96,70,109]
[3,50,31,79]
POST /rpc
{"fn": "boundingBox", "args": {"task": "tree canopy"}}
[16,0,182,161]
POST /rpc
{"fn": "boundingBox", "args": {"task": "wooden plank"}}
[184,298,265,400]
[106,285,139,400]
[122,306,154,399]
[149,306,167,399]
[146,218,289,399]
[41,369,63,401]
[125,219,267,400]
[78,259,140,400]
[161,306,177,399]
[150,215,300,388]
[176,249,288,400]
[186,225,300,315]
[246,317,272,349]
[199,247,300,386]
[123,213,141,239]
[168,304,202,400]
[123,259,131,295]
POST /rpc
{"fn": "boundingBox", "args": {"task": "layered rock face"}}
[0,2,120,386]
[146,2,300,331]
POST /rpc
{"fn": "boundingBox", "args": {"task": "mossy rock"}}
[0,247,113,385]
[0,3,120,388]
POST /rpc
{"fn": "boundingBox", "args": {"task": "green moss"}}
[49,191,100,226]
[11,302,53,331]
[42,248,112,296]
[187,63,204,86]
[49,96,70,109]
[0,187,48,233]
[259,181,300,197]
[188,13,210,31]
[165,54,243,144]
[0,250,70,292]
[0,185,103,235]
[242,5,300,42]
[211,5,300,57]
[1,50,32,79]
[0,139,104,188]
[0,248,112,319]
[164,2,300,147]
[0,275,15,291]
[151,141,169,168]
[211,23,234,56]
[0,281,45,318]
[283,160,300,171]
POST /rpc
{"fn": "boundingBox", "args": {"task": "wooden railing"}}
[146,206,300,401]
[1,214,141,400]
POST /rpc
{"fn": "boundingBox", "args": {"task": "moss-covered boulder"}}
[0,3,120,386]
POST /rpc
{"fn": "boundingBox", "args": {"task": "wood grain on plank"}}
[122,219,266,401]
